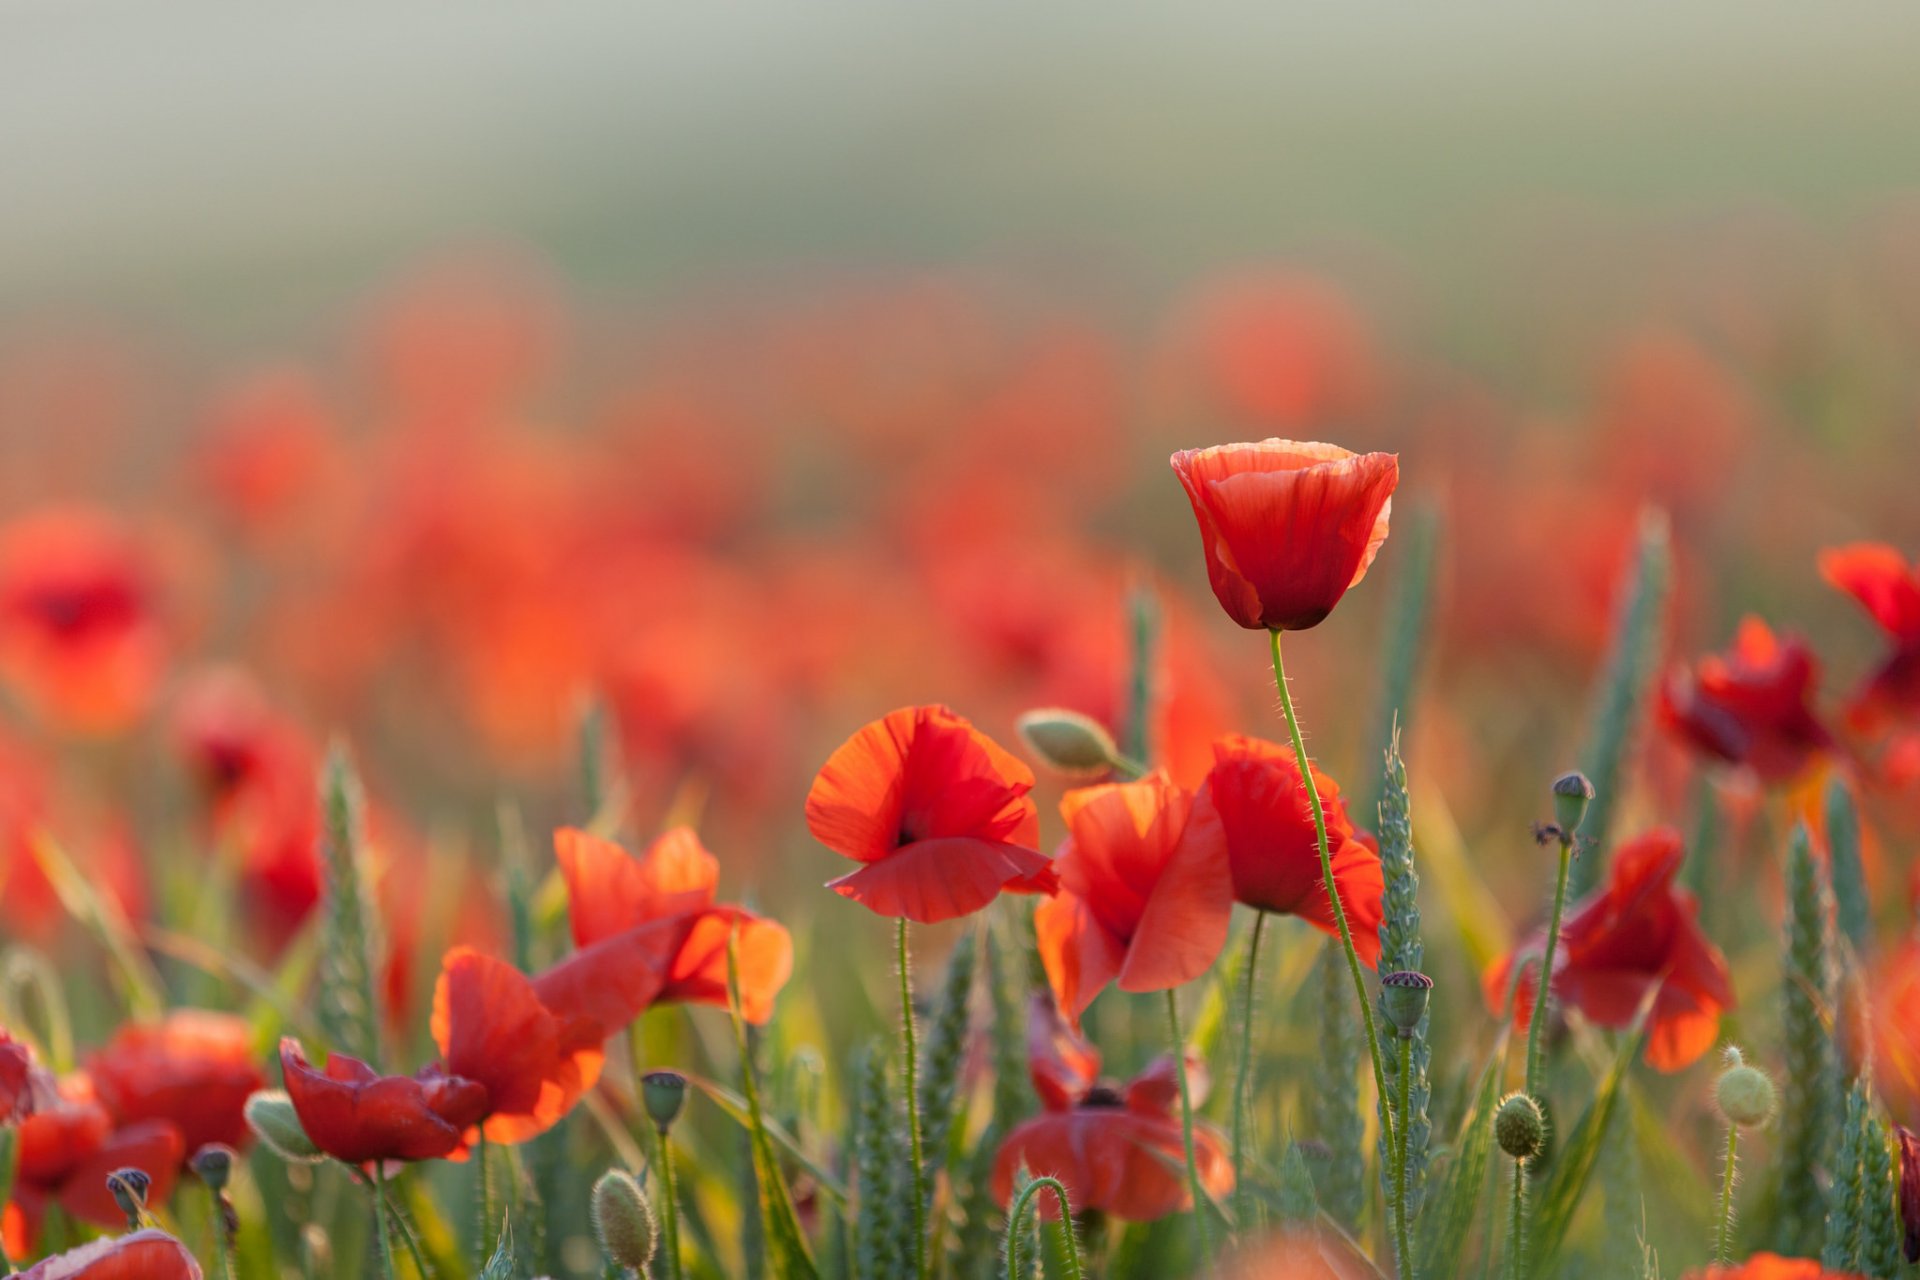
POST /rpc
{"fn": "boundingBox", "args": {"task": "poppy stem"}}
[383,1177,432,1280]
[1004,1176,1085,1280]
[1165,988,1216,1274]
[1268,628,1397,1159]
[371,1165,398,1280]
[1230,908,1268,1237]
[897,916,929,1280]
[1395,1034,1417,1280]
[476,1131,493,1261]
[1525,837,1574,1096]
[1714,1123,1738,1263]
[658,1130,686,1280]
[1504,1157,1527,1280]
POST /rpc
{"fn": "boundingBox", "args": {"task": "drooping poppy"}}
[430,947,605,1145]
[990,993,1231,1221]
[1483,828,1733,1072]
[1820,543,1920,730]
[5,1072,183,1256]
[277,1039,486,1166]
[1679,1256,1864,1279]
[806,704,1056,923]
[88,1010,265,1155]
[1033,771,1233,1024]
[1201,735,1384,965]
[16,1228,204,1280]
[1661,617,1834,785]
[1169,439,1397,632]
[549,827,793,1025]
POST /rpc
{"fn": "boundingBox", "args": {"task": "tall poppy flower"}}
[5,1072,183,1256]
[1661,617,1834,785]
[1034,771,1232,1024]
[1169,439,1397,632]
[990,994,1231,1220]
[431,947,605,1145]
[88,1010,264,1155]
[16,1229,204,1280]
[1680,1257,1864,1280]
[806,704,1056,923]
[1483,828,1733,1071]
[277,1039,486,1166]
[1202,735,1384,965]
[548,827,793,1025]
[1820,543,1920,730]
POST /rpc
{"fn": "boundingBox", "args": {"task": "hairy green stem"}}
[1269,629,1396,1157]
[1004,1177,1085,1280]
[1396,1034,1416,1280]
[1231,909,1268,1235]
[1715,1124,1738,1264]
[1525,838,1574,1095]
[1505,1159,1527,1280]
[476,1132,493,1261]
[659,1131,686,1280]
[372,1166,398,1280]
[897,917,929,1280]
[1166,989,1215,1273]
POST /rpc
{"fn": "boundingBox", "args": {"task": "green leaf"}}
[1418,1027,1510,1274]
[728,931,821,1280]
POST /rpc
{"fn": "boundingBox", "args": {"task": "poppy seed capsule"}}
[1016,708,1121,777]
[244,1090,324,1163]
[106,1167,152,1224]
[1551,771,1595,840]
[1494,1092,1547,1162]
[1714,1048,1778,1128]
[592,1169,659,1272]
[641,1070,689,1133]
[191,1143,235,1192]
[1380,971,1434,1037]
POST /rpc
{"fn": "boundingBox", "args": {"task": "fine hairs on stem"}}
[1231,909,1267,1236]
[1166,988,1215,1273]
[897,917,929,1280]
[1003,1176,1085,1280]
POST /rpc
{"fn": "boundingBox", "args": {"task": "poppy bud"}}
[641,1070,689,1134]
[1016,708,1122,778]
[1551,772,1594,840]
[1713,1047,1777,1129]
[592,1168,659,1273]
[191,1143,236,1192]
[1379,971,1433,1038]
[1494,1092,1546,1162]
[106,1167,152,1226]
[245,1089,324,1163]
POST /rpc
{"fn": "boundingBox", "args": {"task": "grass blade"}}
[1417,1027,1510,1274]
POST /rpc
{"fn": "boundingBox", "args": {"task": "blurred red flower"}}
[88,1010,264,1155]
[1202,735,1384,964]
[1680,1256,1864,1279]
[1484,828,1732,1071]
[991,993,1231,1221]
[1170,439,1397,632]
[4,1072,182,1255]
[806,705,1055,923]
[1221,1226,1384,1279]
[1821,543,1920,730]
[277,1039,486,1166]
[16,1228,204,1280]
[551,827,793,1025]
[1661,617,1834,785]
[1034,771,1232,1024]
[0,1031,31,1125]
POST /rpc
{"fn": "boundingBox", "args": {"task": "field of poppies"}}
[0,231,1919,1280]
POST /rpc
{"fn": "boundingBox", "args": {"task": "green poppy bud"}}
[592,1168,659,1273]
[1714,1046,1778,1129]
[1379,970,1433,1038]
[245,1089,324,1163]
[1016,708,1121,778]
[1551,771,1595,840]
[1495,1092,1547,1162]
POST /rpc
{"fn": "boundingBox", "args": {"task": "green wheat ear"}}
[315,742,382,1065]
[1825,775,1871,953]
[917,932,978,1195]
[1309,940,1366,1230]
[1867,1108,1904,1278]
[1374,732,1430,1221]
[1571,507,1672,899]
[1823,1080,1873,1272]
[1774,822,1842,1257]
[851,1039,904,1280]
[1276,1139,1320,1224]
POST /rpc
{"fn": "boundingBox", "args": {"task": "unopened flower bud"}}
[1380,971,1433,1038]
[1551,772,1595,840]
[106,1167,151,1225]
[192,1143,236,1192]
[641,1070,688,1134]
[1016,708,1122,778]
[1495,1092,1547,1162]
[1714,1047,1778,1129]
[592,1169,659,1273]
[245,1089,323,1163]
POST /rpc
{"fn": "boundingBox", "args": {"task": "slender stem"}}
[1715,1125,1739,1263]
[659,1132,686,1280]
[1231,910,1268,1236]
[209,1188,237,1280]
[371,1166,398,1280]
[383,1179,431,1280]
[1395,1034,1416,1280]
[1165,989,1215,1274]
[476,1132,493,1261]
[1269,629,1396,1155]
[1504,1158,1527,1280]
[1525,838,1575,1095]
[897,917,929,1280]
[1004,1177,1085,1280]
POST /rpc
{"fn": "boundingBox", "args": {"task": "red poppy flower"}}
[0,1030,32,1125]
[431,948,605,1145]
[806,705,1056,923]
[1661,617,1834,785]
[1874,943,1920,1115]
[277,1039,486,1166]
[1034,771,1233,1024]
[1169,439,1397,632]
[0,507,166,735]
[990,994,1231,1221]
[551,827,793,1024]
[1201,735,1384,965]
[1821,543,1920,730]
[1483,828,1733,1072]
[5,1072,183,1255]
[1680,1256,1863,1279]
[16,1228,204,1280]
[88,1010,265,1154]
